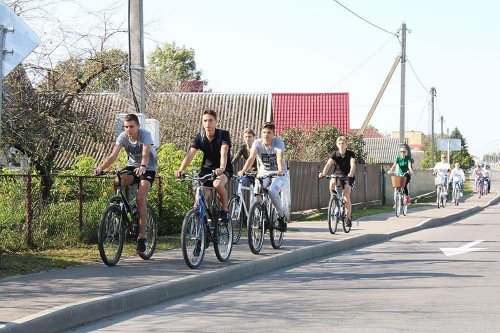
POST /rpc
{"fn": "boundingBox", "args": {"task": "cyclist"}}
[175,109,233,225]
[473,163,485,193]
[94,113,157,255]
[237,122,288,232]
[388,146,414,207]
[318,136,356,228]
[433,154,450,203]
[450,162,465,204]
[232,128,257,186]
[483,164,491,193]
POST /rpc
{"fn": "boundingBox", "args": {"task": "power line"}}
[405,55,429,93]
[333,0,399,37]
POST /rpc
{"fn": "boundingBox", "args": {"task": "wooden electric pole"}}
[399,23,407,146]
[430,87,436,165]
[128,0,146,116]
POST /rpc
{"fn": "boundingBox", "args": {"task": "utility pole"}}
[440,115,444,138]
[128,0,146,116]
[430,87,436,165]
[399,22,407,146]
[0,26,6,140]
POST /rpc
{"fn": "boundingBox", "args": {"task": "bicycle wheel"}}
[441,192,446,208]
[98,205,125,266]
[402,195,408,216]
[453,187,459,206]
[214,210,233,262]
[436,186,441,208]
[395,190,402,217]
[269,205,284,249]
[248,201,265,254]
[228,195,243,244]
[477,183,482,199]
[138,205,158,260]
[181,209,206,269]
[327,195,339,234]
[342,204,351,233]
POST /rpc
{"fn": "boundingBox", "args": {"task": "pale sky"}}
[20,0,500,158]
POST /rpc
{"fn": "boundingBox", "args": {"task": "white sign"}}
[440,240,486,256]
[437,138,461,151]
[0,3,40,77]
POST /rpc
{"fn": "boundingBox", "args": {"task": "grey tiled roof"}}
[364,138,408,164]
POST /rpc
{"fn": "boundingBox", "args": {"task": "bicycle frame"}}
[234,175,256,219]
[193,177,220,242]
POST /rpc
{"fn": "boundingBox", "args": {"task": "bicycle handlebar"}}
[96,169,135,177]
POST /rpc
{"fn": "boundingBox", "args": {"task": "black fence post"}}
[381,166,386,205]
[25,175,34,248]
[157,176,166,234]
[78,176,84,239]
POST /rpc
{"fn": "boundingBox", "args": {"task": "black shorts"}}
[123,166,156,187]
[199,168,232,188]
[335,175,355,188]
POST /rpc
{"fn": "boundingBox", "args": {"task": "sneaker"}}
[406,196,411,204]
[221,211,230,225]
[345,218,352,228]
[460,192,463,197]
[136,238,146,254]
[277,215,287,232]
[193,239,202,256]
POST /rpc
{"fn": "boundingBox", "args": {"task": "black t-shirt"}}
[191,129,233,174]
[330,149,356,175]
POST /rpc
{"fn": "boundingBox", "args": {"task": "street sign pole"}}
[0,25,5,139]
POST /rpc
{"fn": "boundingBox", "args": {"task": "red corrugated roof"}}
[272,93,349,135]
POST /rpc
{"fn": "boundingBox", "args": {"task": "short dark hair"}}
[243,128,256,136]
[202,109,217,120]
[262,121,275,132]
[124,113,140,125]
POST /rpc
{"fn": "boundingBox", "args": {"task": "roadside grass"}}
[0,235,179,279]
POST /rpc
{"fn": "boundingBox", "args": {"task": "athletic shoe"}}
[345,218,352,228]
[277,215,287,232]
[220,211,230,225]
[193,239,202,256]
[136,238,146,254]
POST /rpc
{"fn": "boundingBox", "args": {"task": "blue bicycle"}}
[180,172,233,269]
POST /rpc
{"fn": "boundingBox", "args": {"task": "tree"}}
[281,125,366,163]
[1,1,128,199]
[420,127,473,169]
[146,42,204,91]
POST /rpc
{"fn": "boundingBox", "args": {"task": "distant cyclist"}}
[450,162,465,203]
[473,163,485,191]
[433,154,450,203]
[232,128,257,186]
[318,136,356,228]
[388,146,414,206]
[483,164,491,193]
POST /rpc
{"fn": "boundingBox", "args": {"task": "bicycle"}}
[322,174,351,234]
[247,173,284,254]
[476,177,485,199]
[451,180,463,206]
[97,169,158,266]
[228,173,256,244]
[435,175,449,208]
[180,172,233,269]
[390,172,410,217]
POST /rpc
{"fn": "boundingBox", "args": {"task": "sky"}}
[16,0,500,158]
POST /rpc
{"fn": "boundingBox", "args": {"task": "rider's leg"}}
[268,176,286,217]
[343,185,352,219]
[213,174,229,211]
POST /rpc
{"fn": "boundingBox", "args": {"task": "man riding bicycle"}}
[237,122,288,232]
[175,109,233,225]
[94,113,157,255]
[318,136,356,228]
[433,154,450,203]
[450,162,465,203]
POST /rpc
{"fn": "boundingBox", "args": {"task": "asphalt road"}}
[67,203,500,333]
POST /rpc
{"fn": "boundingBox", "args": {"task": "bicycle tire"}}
[138,205,158,260]
[248,201,265,254]
[327,195,339,234]
[98,205,125,266]
[395,190,402,217]
[342,204,351,233]
[181,209,206,269]
[402,195,408,216]
[441,192,446,208]
[269,205,284,249]
[453,188,459,206]
[228,195,243,244]
[214,211,233,262]
[436,186,441,208]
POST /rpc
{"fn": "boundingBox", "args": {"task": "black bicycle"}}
[180,172,233,269]
[322,174,351,234]
[97,169,158,266]
[247,173,284,254]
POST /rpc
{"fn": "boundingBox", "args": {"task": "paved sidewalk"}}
[1,193,498,333]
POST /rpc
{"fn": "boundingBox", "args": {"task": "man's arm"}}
[176,148,198,177]
[239,148,258,177]
[276,148,284,176]
[217,142,229,176]
[95,144,122,174]
[136,144,152,175]
[348,156,356,177]
[231,146,243,165]
[319,158,334,177]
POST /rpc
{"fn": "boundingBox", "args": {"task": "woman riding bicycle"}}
[388,146,414,206]
[450,162,465,204]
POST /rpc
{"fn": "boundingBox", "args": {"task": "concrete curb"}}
[1,195,498,333]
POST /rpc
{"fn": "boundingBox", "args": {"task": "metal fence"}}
[0,164,435,252]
